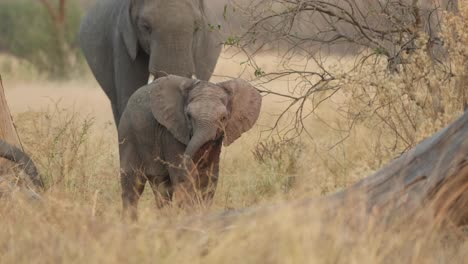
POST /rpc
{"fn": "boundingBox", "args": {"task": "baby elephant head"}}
[150,75,262,159]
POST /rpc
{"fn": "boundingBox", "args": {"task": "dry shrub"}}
[252,138,303,192]
[13,102,119,201]
[444,3,468,110]
[327,5,468,170]
[229,1,467,180]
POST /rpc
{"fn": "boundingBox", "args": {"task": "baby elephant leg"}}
[162,133,200,208]
[120,139,146,221]
[147,174,173,208]
[195,140,222,203]
[167,158,200,208]
[121,169,147,221]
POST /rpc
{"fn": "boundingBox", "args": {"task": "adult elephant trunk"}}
[149,34,195,79]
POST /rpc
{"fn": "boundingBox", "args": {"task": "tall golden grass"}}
[1,4,467,263]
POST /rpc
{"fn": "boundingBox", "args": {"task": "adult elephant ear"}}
[118,0,138,60]
[218,79,262,146]
[150,75,199,145]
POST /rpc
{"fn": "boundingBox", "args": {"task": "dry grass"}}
[1,15,468,262]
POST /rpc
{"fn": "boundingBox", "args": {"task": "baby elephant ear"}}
[218,79,262,146]
[150,75,198,145]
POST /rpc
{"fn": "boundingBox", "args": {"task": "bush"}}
[0,0,83,79]
[252,138,303,195]
[14,103,119,198]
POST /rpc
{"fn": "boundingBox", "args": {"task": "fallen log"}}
[187,111,468,231]
[314,110,468,228]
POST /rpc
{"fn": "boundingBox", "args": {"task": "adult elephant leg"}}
[81,34,118,125]
[113,38,149,126]
[110,103,121,127]
[79,1,118,124]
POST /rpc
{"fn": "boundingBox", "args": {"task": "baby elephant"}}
[119,75,262,219]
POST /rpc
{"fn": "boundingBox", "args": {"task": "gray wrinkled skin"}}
[118,76,262,220]
[79,0,222,126]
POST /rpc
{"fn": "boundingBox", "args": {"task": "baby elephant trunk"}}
[184,122,218,159]
[185,133,212,159]
[173,129,214,204]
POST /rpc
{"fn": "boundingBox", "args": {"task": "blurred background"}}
[0,0,248,80]
[0,0,87,79]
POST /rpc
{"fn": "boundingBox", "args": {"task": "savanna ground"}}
[1,2,468,260]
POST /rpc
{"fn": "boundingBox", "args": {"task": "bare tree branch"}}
[225,0,463,144]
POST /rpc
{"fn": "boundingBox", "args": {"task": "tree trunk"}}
[39,0,70,79]
[0,76,24,171]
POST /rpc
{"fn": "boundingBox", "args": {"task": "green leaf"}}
[223,35,241,46]
[374,47,386,55]
[255,68,265,77]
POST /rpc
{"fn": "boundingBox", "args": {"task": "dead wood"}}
[0,76,24,165]
[186,111,468,231]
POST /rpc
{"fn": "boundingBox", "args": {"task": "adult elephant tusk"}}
[148,72,170,84]
[148,74,156,84]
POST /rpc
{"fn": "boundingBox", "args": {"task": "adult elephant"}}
[79,0,222,125]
